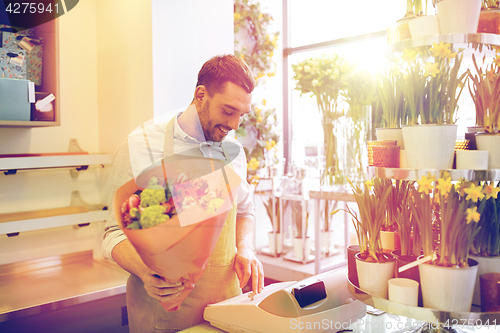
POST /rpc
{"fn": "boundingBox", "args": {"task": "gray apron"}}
[127,117,241,332]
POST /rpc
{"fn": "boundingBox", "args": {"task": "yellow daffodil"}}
[456,179,466,196]
[265,140,276,150]
[424,62,440,77]
[247,158,260,170]
[466,207,481,224]
[483,184,500,200]
[464,183,485,202]
[364,179,374,189]
[250,175,260,185]
[417,174,435,195]
[493,54,500,68]
[429,42,452,58]
[436,177,452,197]
[402,48,417,63]
[486,69,497,83]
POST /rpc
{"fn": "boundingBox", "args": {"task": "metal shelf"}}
[388,32,500,54]
[368,166,500,182]
[347,273,500,325]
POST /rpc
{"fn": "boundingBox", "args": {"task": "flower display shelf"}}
[347,274,500,332]
[388,33,500,57]
[368,166,500,182]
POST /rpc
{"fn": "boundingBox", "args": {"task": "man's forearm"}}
[236,216,255,250]
[111,239,148,279]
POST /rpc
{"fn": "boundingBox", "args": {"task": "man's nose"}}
[227,115,241,131]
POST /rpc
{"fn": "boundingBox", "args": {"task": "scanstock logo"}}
[0,1,79,29]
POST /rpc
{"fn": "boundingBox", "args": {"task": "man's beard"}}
[198,99,222,142]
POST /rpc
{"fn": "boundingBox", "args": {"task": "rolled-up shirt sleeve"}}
[232,141,255,221]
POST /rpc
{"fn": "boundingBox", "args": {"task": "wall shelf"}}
[0,210,109,235]
[0,153,113,174]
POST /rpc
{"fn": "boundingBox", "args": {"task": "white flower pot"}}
[419,259,478,312]
[456,150,489,170]
[321,231,334,254]
[376,128,404,149]
[267,232,282,255]
[469,255,500,307]
[355,253,395,299]
[408,15,440,38]
[476,133,500,169]
[437,0,482,34]
[402,124,457,169]
[380,230,400,253]
[293,237,311,261]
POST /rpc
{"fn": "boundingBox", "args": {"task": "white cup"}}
[456,150,489,170]
[388,278,419,306]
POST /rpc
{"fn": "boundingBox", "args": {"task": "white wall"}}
[0,0,105,264]
[0,0,236,265]
[152,0,234,119]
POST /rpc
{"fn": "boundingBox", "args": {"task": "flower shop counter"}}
[0,250,129,323]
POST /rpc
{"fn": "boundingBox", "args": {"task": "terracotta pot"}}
[469,255,500,307]
[347,245,360,287]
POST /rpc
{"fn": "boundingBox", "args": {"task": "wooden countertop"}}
[0,250,129,323]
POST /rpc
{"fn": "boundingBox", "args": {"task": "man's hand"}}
[234,242,264,294]
[141,268,184,302]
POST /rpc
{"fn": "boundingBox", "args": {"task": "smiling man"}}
[102,54,264,332]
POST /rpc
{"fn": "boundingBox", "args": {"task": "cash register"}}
[204,268,366,333]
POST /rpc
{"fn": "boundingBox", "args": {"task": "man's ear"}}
[194,85,207,105]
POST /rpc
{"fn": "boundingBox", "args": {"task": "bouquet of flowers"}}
[113,155,241,312]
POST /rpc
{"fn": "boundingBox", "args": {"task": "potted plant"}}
[291,200,311,261]
[292,53,354,186]
[374,179,413,253]
[400,42,468,169]
[415,173,483,312]
[375,63,406,149]
[469,181,500,306]
[407,0,441,39]
[468,52,500,169]
[334,178,394,298]
[263,196,286,256]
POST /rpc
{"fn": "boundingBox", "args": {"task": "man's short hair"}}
[196,54,256,96]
